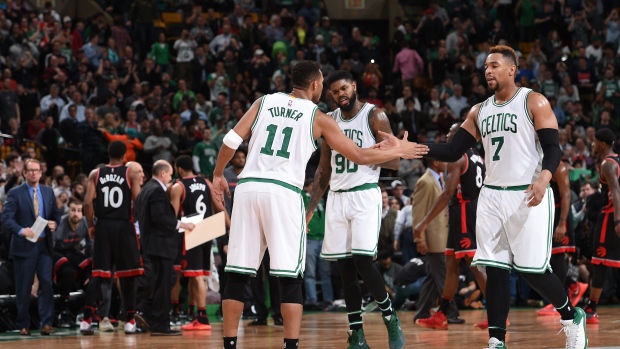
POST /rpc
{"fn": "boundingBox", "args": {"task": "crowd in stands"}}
[0,0,619,331]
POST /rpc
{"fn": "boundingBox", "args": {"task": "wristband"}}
[223,129,243,149]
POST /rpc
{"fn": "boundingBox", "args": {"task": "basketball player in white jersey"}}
[402,46,587,349]
[210,61,428,349]
[305,70,405,349]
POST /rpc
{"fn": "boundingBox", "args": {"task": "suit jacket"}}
[135,179,179,259]
[411,169,448,253]
[2,183,61,258]
[379,208,398,252]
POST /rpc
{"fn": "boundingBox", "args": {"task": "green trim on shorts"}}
[483,184,530,191]
[268,192,306,278]
[225,265,257,276]
[251,96,265,131]
[471,259,512,271]
[320,252,353,260]
[238,178,302,194]
[331,183,379,193]
[513,187,554,274]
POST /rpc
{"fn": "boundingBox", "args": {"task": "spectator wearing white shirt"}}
[58,90,85,123]
[395,86,421,114]
[39,84,66,117]
[585,36,603,64]
[173,29,198,82]
[393,197,415,263]
[445,84,468,117]
[209,24,235,57]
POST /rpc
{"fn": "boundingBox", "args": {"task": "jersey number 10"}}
[101,186,123,208]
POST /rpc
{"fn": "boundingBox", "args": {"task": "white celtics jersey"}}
[329,102,380,191]
[240,93,318,189]
[477,87,543,187]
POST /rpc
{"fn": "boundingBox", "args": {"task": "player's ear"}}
[351,81,357,92]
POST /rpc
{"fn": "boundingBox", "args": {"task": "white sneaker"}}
[124,320,136,334]
[559,307,588,349]
[485,337,507,348]
[80,320,94,335]
[99,317,114,332]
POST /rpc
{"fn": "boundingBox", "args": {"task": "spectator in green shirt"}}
[192,128,218,179]
[303,179,334,307]
[150,32,173,72]
[172,79,197,110]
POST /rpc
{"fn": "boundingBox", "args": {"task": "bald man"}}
[135,160,195,335]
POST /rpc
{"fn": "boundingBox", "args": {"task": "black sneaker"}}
[57,311,74,328]
[273,315,283,326]
[248,318,267,326]
[170,312,181,326]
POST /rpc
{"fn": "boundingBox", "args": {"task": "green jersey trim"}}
[524,89,534,126]
[339,102,368,123]
[492,87,522,107]
[483,184,530,191]
[331,183,378,193]
[251,96,265,131]
[310,106,318,150]
[238,178,302,194]
[366,106,376,142]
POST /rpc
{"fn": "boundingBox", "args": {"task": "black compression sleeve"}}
[425,128,477,162]
[537,128,561,174]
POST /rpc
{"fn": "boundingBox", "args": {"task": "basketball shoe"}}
[384,312,406,349]
[416,310,448,330]
[485,337,507,348]
[558,307,587,349]
[347,329,370,349]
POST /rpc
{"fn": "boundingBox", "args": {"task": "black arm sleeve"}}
[537,128,561,174]
[425,128,477,162]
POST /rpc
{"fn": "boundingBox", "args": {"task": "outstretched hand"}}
[212,175,230,207]
[376,131,429,158]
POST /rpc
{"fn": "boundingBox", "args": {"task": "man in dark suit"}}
[135,160,194,336]
[1,158,61,336]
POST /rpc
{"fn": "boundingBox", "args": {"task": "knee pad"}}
[222,272,250,302]
[591,264,607,289]
[280,276,303,304]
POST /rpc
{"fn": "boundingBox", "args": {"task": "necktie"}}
[33,189,39,217]
[439,173,445,190]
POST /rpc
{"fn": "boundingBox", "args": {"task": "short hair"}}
[56,174,68,183]
[291,60,321,89]
[69,198,84,207]
[6,154,19,164]
[108,140,127,160]
[24,158,40,170]
[489,45,518,66]
[325,70,354,89]
[377,250,392,261]
[595,128,616,146]
[152,161,171,176]
[175,155,193,172]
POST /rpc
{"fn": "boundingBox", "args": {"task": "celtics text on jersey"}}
[329,103,379,191]
[476,87,543,187]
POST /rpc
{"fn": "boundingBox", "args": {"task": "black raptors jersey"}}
[601,154,620,209]
[180,176,213,219]
[452,149,485,205]
[95,165,133,221]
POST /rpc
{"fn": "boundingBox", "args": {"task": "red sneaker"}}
[585,311,599,325]
[473,319,510,329]
[569,282,588,307]
[181,319,212,331]
[536,303,559,316]
[416,310,448,330]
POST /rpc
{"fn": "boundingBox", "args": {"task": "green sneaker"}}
[486,337,507,348]
[559,307,588,349]
[383,313,405,349]
[347,329,370,349]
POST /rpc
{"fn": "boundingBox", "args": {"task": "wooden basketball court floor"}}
[1,308,619,349]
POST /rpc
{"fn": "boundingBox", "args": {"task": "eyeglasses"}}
[25,169,41,173]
